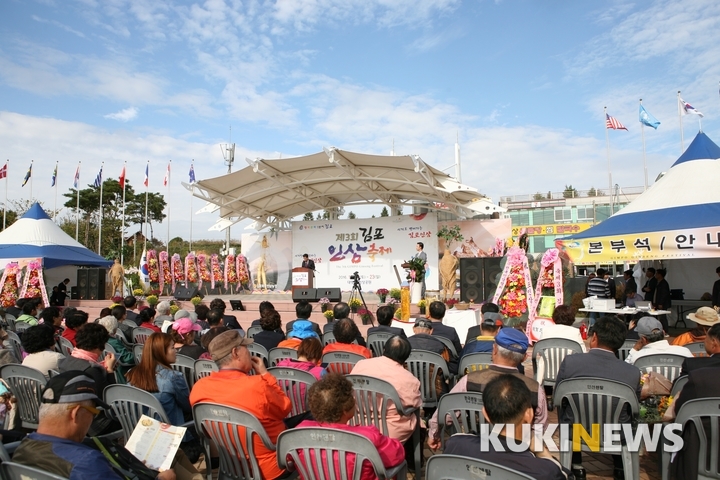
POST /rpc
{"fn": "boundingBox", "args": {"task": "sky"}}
[1,0,719,244]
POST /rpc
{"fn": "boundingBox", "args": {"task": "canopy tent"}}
[556,132,720,263]
[0,203,112,269]
[185,147,505,230]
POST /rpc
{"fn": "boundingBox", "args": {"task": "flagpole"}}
[75,162,80,241]
[144,161,149,253]
[189,160,194,253]
[640,99,648,191]
[3,160,7,231]
[54,161,58,219]
[98,162,104,255]
[121,161,126,267]
[166,160,171,250]
[678,91,684,154]
[604,107,613,213]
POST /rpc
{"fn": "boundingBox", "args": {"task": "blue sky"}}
[1,0,719,242]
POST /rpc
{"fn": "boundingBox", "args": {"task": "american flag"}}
[606,113,628,130]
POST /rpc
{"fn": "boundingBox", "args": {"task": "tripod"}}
[349,277,374,326]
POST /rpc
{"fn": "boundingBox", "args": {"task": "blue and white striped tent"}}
[557,132,720,263]
[0,203,111,269]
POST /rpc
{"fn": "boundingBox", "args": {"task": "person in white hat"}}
[672,306,720,346]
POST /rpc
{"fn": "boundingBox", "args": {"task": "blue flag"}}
[22,163,32,187]
[189,164,196,183]
[51,164,57,187]
[93,167,103,188]
[639,105,660,129]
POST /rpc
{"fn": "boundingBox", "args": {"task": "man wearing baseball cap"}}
[459,312,503,357]
[427,327,547,451]
[625,316,692,365]
[190,330,292,480]
[12,370,175,479]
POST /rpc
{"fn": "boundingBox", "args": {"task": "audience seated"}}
[285,300,322,336]
[21,324,64,377]
[459,313,502,358]
[351,335,421,444]
[325,302,367,346]
[170,317,205,359]
[61,310,88,347]
[40,306,63,338]
[154,301,174,328]
[464,302,501,344]
[138,307,161,332]
[297,373,405,479]
[194,304,210,331]
[540,305,586,351]
[277,337,327,380]
[555,315,641,480]
[253,309,286,352]
[199,325,228,353]
[112,304,134,341]
[250,300,276,327]
[408,318,458,376]
[123,296,139,322]
[190,330,292,480]
[322,318,372,358]
[17,301,39,326]
[278,320,319,349]
[6,297,24,319]
[625,317,692,364]
[209,298,243,333]
[672,306,720,346]
[444,374,570,480]
[59,323,116,395]
[98,315,135,383]
[428,327,546,450]
[425,301,462,355]
[366,306,406,338]
[681,323,720,375]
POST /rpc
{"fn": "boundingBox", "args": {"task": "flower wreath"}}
[171,253,184,292]
[197,254,211,289]
[492,246,534,319]
[210,254,222,289]
[526,248,564,340]
[236,255,250,285]
[185,253,198,284]
[147,250,159,283]
[20,260,49,307]
[0,263,21,308]
[224,254,238,289]
[159,251,172,292]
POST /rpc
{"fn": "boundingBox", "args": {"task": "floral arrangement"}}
[492,247,533,320]
[386,297,399,306]
[445,298,459,308]
[20,260,48,306]
[488,237,507,257]
[417,299,427,308]
[171,253,184,292]
[147,250,159,283]
[389,288,402,301]
[146,294,158,306]
[323,310,334,320]
[133,288,144,296]
[639,394,673,423]
[376,288,389,296]
[236,255,250,285]
[197,254,211,288]
[527,248,564,337]
[358,308,373,324]
[191,296,203,306]
[393,308,402,319]
[405,257,426,282]
[224,253,238,289]
[158,251,171,292]
[210,254,222,289]
[319,297,330,305]
[169,304,180,316]
[0,263,20,308]
[349,298,362,308]
[185,253,198,284]
[111,296,123,304]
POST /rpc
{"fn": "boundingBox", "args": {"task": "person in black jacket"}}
[366,306,406,338]
[652,268,671,332]
[641,267,657,302]
[408,318,458,376]
[622,270,638,307]
[426,301,461,355]
[712,266,720,311]
[253,309,285,353]
[681,323,720,375]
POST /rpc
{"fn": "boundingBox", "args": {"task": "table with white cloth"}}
[579,308,671,316]
[391,308,480,345]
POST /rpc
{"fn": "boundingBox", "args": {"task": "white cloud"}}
[31,15,87,38]
[104,107,139,122]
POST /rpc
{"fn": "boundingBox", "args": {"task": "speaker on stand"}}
[460,258,504,303]
[77,268,106,300]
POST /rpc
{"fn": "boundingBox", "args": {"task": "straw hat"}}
[687,306,720,326]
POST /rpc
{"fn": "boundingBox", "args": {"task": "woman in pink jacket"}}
[276,337,326,380]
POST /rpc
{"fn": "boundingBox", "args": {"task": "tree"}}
[563,185,578,198]
[303,212,314,221]
[380,206,389,217]
[347,211,356,219]
[533,192,544,200]
[587,187,597,197]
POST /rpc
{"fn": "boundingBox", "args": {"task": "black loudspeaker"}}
[460,258,503,303]
[70,286,79,300]
[174,285,202,301]
[315,287,342,302]
[77,268,106,300]
[293,288,317,302]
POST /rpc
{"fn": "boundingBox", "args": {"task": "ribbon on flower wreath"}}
[170,253,184,293]
[197,254,210,290]
[185,253,198,284]
[19,260,49,307]
[210,254,222,290]
[526,248,564,342]
[491,246,534,317]
[0,262,21,308]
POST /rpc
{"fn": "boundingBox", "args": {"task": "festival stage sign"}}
[511,223,592,237]
[241,231,293,291]
[293,214,439,292]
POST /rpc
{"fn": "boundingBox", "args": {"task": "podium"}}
[291,267,314,296]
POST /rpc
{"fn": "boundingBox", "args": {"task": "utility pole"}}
[220,127,235,255]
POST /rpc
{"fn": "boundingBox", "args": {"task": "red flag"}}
[0,163,7,180]
[606,113,628,130]
[119,165,126,189]
[163,163,170,187]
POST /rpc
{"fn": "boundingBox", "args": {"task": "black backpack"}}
[83,436,159,480]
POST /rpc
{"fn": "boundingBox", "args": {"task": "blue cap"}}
[288,320,319,339]
[494,327,528,354]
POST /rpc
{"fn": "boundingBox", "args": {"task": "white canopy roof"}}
[186,147,505,230]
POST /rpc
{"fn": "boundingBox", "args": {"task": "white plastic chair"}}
[424,454,533,480]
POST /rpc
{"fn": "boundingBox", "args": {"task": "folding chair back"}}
[633,353,686,383]
[267,367,317,416]
[6,331,23,361]
[322,331,337,345]
[0,364,47,429]
[424,454,533,480]
[670,398,720,480]
[277,427,407,480]
[617,339,637,362]
[458,352,492,376]
[171,354,196,389]
[13,322,30,333]
[133,344,144,364]
[685,342,708,357]
[671,375,689,398]
[246,325,263,338]
[367,332,393,357]
[321,351,365,375]
[532,338,583,387]
[406,350,451,409]
[194,359,218,381]
[57,336,74,358]
[104,384,171,439]
[193,403,276,480]
[1,462,69,480]
[268,347,298,367]
[3,314,16,332]
[247,342,269,368]
[132,327,154,345]
[435,392,486,448]
[433,335,457,358]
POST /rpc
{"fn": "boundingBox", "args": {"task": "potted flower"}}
[169,304,180,316]
[323,310,334,321]
[191,296,203,307]
[445,298,459,309]
[146,294,158,307]
[318,297,331,312]
[358,308,374,325]
[404,257,426,283]
[393,308,402,320]
[349,298,362,313]
[417,299,427,315]
[389,288,402,301]
[386,297,399,311]
[376,288,389,303]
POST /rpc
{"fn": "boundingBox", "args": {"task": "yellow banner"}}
[511,223,593,237]
[556,226,720,262]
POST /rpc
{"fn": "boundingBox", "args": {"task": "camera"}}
[350,272,360,281]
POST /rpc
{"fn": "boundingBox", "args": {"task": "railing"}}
[500,186,645,204]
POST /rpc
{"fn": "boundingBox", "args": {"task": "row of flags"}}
[605,96,703,131]
[0,162,198,188]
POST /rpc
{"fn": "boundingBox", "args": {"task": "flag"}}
[73,164,80,188]
[93,166,103,188]
[119,165,126,189]
[143,164,148,187]
[163,163,170,187]
[51,164,57,187]
[639,105,661,129]
[606,113,628,130]
[138,248,150,288]
[189,164,196,184]
[0,163,7,180]
[22,164,32,187]
[680,97,704,117]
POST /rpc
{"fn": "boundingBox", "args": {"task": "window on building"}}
[510,211,530,226]
[533,209,554,225]
[554,208,572,222]
[576,205,594,221]
[533,236,547,253]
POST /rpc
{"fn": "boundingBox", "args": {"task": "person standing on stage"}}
[414,242,427,297]
[56,279,70,306]
[301,254,315,271]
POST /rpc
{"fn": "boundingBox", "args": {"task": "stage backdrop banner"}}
[241,231,293,291]
[293,214,438,292]
[438,218,511,257]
